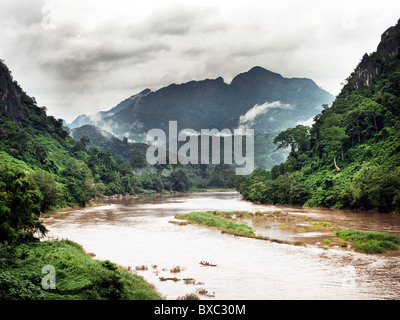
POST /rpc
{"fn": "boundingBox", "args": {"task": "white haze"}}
[239,101,293,128]
[297,117,316,127]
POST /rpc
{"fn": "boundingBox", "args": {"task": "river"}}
[43,191,400,300]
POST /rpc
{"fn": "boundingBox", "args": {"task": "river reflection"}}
[43,192,400,300]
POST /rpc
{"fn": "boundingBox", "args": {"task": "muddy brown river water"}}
[43,192,400,300]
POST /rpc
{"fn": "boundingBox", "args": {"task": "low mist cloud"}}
[239,101,293,128]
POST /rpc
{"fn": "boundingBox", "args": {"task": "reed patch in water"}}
[183,278,195,284]
[183,278,204,285]
[196,288,215,297]
[170,265,183,273]
[159,277,180,282]
[336,229,400,253]
[176,211,255,236]
[135,265,148,271]
[176,293,200,300]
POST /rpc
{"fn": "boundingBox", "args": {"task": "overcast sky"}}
[0,0,399,123]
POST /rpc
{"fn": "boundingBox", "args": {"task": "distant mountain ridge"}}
[68,66,334,144]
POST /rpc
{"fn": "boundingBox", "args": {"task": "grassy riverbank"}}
[336,229,400,253]
[175,211,255,237]
[173,211,307,246]
[174,210,400,254]
[0,239,162,300]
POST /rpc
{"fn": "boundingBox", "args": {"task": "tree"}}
[349,163,400,212]
[0,165,46,242]
[360,99,384,133]
[30,170,63,212]
[80,136,91,147]
[61,158,99,206]
[273,125,310,156]
[320,126,349,162]
[199,164,208,178]
[130,155,147,172]
[347,107,363,143]
[168,169,191,192]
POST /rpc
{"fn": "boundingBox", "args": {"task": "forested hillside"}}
[0,60,192,244]
[236,19,400,213]
[0,60,163,300]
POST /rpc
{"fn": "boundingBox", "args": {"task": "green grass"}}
[175,210,308,247]
[0,239,162,300]
[309,221,332,227]
[336,229,400,253]
[322,239,331,245]
[175,211,255,236]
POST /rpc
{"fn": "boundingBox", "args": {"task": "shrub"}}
[177,293,200,300]
[0,271,44,300]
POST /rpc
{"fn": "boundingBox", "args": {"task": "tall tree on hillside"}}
[0,166,46,242]
[273,125,310,156]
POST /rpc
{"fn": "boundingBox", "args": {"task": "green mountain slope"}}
[69,67,333,137]
[68,66,334,169]
[69,124,148,165]
[0,59,174,242]
[0,60,164,300]
[236,19,400,213]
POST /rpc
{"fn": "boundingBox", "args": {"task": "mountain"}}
[68,66,334,169]
[341,20,400,97]
[68,88,152,130]
[0,59,167,216]
[0,60,163,300]
[236,18,400,213]
[0,57,200,242]
[69,67,333,139]
[0,62,24,122]
[70,124,148,165]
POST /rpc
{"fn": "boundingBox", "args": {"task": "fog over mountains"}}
[68,66,334,169]
[69,67,333,136]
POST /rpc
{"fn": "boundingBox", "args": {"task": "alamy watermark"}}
[41,4,56,30]
[41,265,56,290]
[146,121,254,175]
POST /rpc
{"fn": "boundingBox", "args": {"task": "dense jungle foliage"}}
[236,24,400,213]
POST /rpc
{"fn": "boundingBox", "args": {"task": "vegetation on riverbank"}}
[0,239,162,300]
[336,229,400,253]
[174,211,308,246]
[1,59,241,300]
[175,211,255,237]
[235,21,400,213]
[174,210,400,254]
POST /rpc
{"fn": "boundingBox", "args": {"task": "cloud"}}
[129,4,220,37]
[239,101,293,126]
[296,117,315,127]
[39,38,172,82]
[1,0,400,123]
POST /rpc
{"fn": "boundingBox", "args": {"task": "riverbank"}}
[0,239,162,300]
[41,192,400,299]
[88,188,236,203]
[173,210,400,254]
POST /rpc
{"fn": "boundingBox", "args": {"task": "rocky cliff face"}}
[341,18,400,97]
[0,61,23,121]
